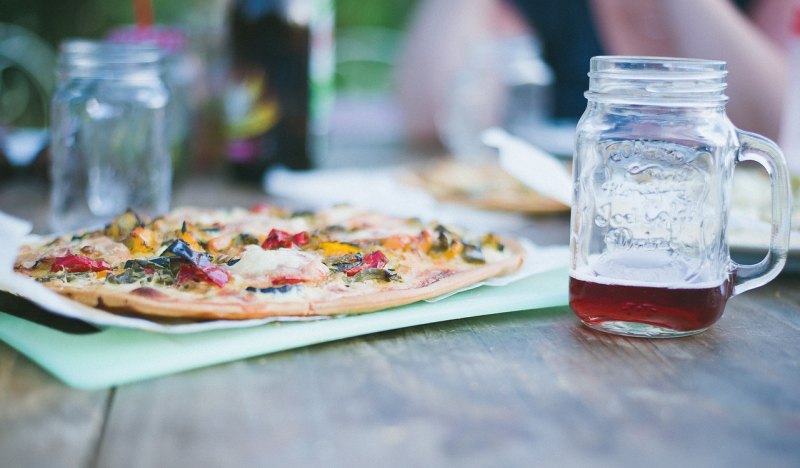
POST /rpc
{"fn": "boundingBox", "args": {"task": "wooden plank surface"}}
[88,292,799,468]
[2,174,800,467]
[5,299,798,467]
[0,342,109,468]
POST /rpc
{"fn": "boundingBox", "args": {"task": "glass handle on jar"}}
[731,130,792,295]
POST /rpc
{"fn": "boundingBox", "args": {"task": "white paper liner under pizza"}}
[0,208,568,334]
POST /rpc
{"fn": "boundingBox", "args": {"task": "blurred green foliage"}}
[335,0,416,30]
[335,0,418,92]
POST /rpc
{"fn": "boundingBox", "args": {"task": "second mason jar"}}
[50,40,172,232]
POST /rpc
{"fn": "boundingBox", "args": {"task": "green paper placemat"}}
[0,267,569,390]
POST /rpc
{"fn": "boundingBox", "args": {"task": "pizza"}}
[12,205,525,321]
[404,160,569,214]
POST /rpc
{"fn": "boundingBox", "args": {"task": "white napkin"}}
[482,127,573,205]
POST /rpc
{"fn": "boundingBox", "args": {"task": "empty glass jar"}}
[50,40,172,232]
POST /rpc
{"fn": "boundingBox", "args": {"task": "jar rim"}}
[589,56,727,79]
[586,55,729,105]
[59,39,163,67]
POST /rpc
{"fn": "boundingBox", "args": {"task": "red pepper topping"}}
[249,202,273,213]
[164,239,230,287]
[199,264,231,287]
[364,250,388,268]
[176,265,204,285]
[345,250,388,277]
[262,229,292,249]
[292,231,310,247]
[176,264,230,287]
[51,254,111,273]
[262,229,310,250]
[271,276,305,286]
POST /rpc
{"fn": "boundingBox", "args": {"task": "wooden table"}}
[1,173,799,468]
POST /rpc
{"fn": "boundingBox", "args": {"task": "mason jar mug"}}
[569,56,791,338]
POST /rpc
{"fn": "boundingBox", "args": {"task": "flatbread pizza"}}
[13,205,525,320]
[404,160,569,214]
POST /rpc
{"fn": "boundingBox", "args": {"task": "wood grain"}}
[0,342,108,468]
[91,296,800,467]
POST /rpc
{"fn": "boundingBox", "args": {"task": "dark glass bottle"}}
[225,0,329,183]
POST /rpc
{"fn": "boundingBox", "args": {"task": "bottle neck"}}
[585,56,729,108]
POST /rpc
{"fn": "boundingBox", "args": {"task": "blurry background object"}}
[508,0,602,122]
[223,0,334,184]
[0,0,230,177]
[0,23,55,178]
[590,0,790,141]
[107,24,197,176]
[49,40,171,232]
[324,0,419,168]
[396,0,568,152]
[397,0,792,151]
[0,0,424,177]
[436,34,554,161]
[780,3,800,178]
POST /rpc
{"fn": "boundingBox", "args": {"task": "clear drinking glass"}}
[570,56,791,338]
[50,40,171,232]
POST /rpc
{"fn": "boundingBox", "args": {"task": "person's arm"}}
[395,0,530,146]
[591,0,788,140]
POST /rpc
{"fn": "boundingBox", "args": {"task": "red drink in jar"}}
[569,57,791,337]
[569,273,732,334]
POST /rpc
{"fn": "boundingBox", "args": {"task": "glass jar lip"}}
[586,55,729,105]
[58,39,164,67]
[589,55,727,79]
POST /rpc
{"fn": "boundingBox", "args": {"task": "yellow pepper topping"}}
[319,241,360,256]
[418,230,434,253]
[445,239,464,259]
[180,230,204,252]
[106,210,143,241]
[123,226,158,255]
[383,234,413,252]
